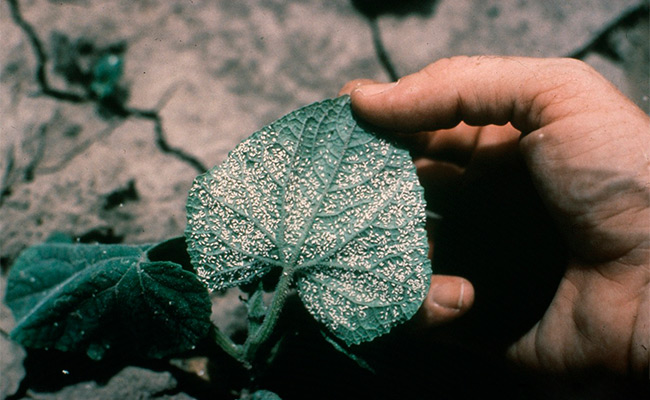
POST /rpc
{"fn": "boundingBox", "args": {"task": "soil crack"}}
[567,2,649,60]
[5,0,208,192]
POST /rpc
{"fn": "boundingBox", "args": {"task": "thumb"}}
[338,78,377,97]
[415,275,475,326]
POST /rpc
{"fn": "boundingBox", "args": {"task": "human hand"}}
[339,56,649,378]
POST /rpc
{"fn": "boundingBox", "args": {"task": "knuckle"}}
[551,58,605,84]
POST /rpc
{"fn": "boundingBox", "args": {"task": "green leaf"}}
[4,242,212,360]
[185,96,431,346]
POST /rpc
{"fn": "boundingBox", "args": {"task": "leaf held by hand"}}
[185,96,431,345]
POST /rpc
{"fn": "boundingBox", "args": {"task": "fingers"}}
[410,123,520,164]
[349,56,630,134]
[415,275,475,326]
[408,124,481,162]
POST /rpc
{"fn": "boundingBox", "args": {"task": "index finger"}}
[349,56,633,134]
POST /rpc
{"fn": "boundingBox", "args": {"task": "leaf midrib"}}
[282,102,353,271]
[13,250,141,328]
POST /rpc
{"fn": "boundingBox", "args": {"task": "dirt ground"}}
[1,1,648,399]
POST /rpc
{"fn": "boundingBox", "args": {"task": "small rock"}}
[0,331,27,400]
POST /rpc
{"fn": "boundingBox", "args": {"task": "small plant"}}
[4,96,432,399]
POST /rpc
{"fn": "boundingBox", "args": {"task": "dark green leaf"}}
[146,236,194,272]
[4,242,212,360]
[186,96,431,345]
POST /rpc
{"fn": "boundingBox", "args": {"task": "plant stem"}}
[242,268,294,362]
[211,324,243,362]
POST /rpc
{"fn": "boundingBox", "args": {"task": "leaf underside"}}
[4,242,212,359]
[185,96,431,345]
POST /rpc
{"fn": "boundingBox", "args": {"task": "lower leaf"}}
[4,242,212,360]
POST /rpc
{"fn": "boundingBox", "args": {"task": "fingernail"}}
[353,81,399,97]
[431,281,465,310]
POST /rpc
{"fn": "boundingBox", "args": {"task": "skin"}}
[339,56,649,378]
